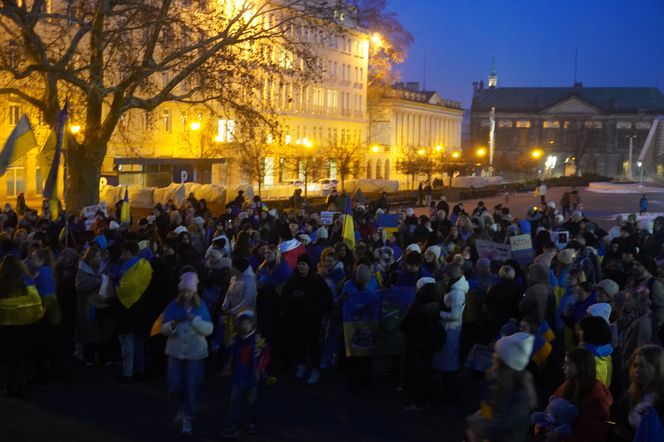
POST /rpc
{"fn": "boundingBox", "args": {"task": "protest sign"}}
[510,234,535,265]
[475,239,511,262]
[320,211,338,226]
[82,202,108,230]
[377,213,400,237]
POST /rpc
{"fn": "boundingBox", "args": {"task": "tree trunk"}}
[67,141,105,212]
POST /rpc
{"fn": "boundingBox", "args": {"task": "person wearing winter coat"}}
[579,313,614,387]
[401,279,442,411]
[483,265,523,341]
[255,245,291,357]
[282,253,333,384]
[160,271,213,436]
[467,332,537,442]
[222,258,257,317]
[75,246,115,366]
[617,287,652,375]
[0,255,45,397]
[520,263,556,333]
[114,240,154,382]
[434,263,469,377]
[548,347,613,442]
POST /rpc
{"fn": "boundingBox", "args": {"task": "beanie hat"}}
[476,257,491,269]
[554,214,564,224]
[178,271,199,292]
[299,234,312,245]
[597,279,619,298]
[317,226,329,239]
[495,332,535,371]
[406,208,415,216]
[527,263,550,284]
[268,208,277,218]
[587,302,612,324]
[416,277,436,290]
[109,220,120,230]
[174,225,188,235]
[405,243,422,254]
[426,245,442,261]
[557,248,576,265]
[297,253,312,266]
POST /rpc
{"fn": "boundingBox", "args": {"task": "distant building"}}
[470,74,664,177]
[368,82,463,186]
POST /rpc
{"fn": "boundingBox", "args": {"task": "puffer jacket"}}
[160,301,213,360]
[434,276,469,372]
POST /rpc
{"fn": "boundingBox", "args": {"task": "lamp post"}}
[626,131,637,181]
[302,138,313,198]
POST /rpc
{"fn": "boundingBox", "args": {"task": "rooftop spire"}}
[488,57,497,88]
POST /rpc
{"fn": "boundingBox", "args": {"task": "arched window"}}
[366,159,372,179]
[375,159,382,179]
[384,159,390,180]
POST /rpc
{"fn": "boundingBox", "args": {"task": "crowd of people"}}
[1,187,664,441]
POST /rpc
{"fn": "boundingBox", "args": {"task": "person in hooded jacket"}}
[483,265,523,341]
[401,279,442,411]
[579,315,614,387]
[433,263,469,398]
[520,263,556,334]
[282,253,333,384]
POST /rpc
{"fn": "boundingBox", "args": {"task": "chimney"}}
[479,80,485,90]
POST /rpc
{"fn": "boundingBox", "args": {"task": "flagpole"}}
[64,130,69,251]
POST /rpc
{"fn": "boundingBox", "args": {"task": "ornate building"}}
[368,82,463,187]
[470,72,664,177]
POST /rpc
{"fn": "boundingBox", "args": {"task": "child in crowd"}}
[161,271,213,436]
[221,310,271,438]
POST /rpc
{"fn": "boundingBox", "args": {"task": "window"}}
[142,112,152,130]
[6,167,25,198]
[161,109,172,132]
[313,87,324,113]
[543,120,560,128]
[326,89,338,114]
[35,167,43,195]
[216,119,235,143]
[636,122,652,130]
[584,121,602,129]
[516,120,531,128]
[8,104,20,125]
[498,120,513,128]
[616,121,632,129]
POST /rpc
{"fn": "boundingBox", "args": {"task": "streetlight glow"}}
[371,145,380,153]
[435,145,442,152]
[190,121,201,131]
[371,32,384,48]
[70,124,81,134]
[417,148,426,156]
[451,151,460,159]
[531,148,544,159]
[476,147,487,157]
[303,138,313,148]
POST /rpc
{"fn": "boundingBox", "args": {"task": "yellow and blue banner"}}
[0,115,37,176]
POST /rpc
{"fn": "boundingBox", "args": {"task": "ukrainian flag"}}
[120,186,131,224]
[531,320,556,366]
[342,197,355,249]
[0,115,37,176]
[43,103,68,221]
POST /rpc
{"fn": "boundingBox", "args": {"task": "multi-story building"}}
[470,73,664,178]
[0,1,370,203]
[368,82,463,187]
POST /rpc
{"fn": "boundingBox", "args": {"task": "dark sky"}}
[387,0,664,108]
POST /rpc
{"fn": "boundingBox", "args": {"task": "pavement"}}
[1,355,476,442]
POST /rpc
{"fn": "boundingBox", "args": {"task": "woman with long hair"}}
[549,347,613,441]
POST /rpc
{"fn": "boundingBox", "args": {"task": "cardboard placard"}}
[320,211,338,226]
[475,239,511,262]
[510,234,535,265]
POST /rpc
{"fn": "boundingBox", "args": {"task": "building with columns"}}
[367,82,463,187]
[470,72,664,178]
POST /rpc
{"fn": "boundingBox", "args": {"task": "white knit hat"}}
[495,332,535,371]
[405,243,422,253]
[416,277,436,290]
[426,245,442,261]
[597,279,619,298]
[406,208,415,216]
[587,303,612,324]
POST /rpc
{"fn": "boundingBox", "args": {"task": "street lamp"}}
[417,148,426,156]
[475,147,487,158]
[531,148,544,159]
[70,124,81,134]
[371,145,380,153]
[626,131,637,180]
[435,145,443,152]
[371,32,384,48]
[451,151,461,159]
[190,121,201,131]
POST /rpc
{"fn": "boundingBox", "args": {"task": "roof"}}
[471,87,664,114]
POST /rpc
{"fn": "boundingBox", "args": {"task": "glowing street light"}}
[417,148,426,156]
[303,138,313,148]
[371,145,380,153]
[190,121,201,131]
[531,148,544,159]
[70,124,81,134]
[451,151,460,159]
[371,32,384,48]
[475,147,487,157]
[435,145,443,152]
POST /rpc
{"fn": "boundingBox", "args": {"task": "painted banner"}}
[343,286,416,357]
[82,202,108,230]
[377,213,400,237]
[510,234,535,265]
[475,239,512,262]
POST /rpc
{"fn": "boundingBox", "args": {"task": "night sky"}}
[388,0,664,108]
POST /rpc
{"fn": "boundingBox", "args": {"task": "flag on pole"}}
[342,197,355,250]
[0,115,38,176]
[43,103,68,221]
[39,128,57,181]
[120,186,131,224]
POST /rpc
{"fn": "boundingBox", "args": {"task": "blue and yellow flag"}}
[43,103,68,221]
[342,197,355,249]
[120,186,131,224]
[0,115,37,176]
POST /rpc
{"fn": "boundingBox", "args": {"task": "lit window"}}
[543,121,560,128]
[516,120,531,128]
[616,121,632,129]
[217,119,235,143]
[162,109,172,132]
[498,120,513,128]
[636,122,651,130]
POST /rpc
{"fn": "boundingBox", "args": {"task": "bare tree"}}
[326,136,364,191]
[286,143,325,198]
[0,0,340,209]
